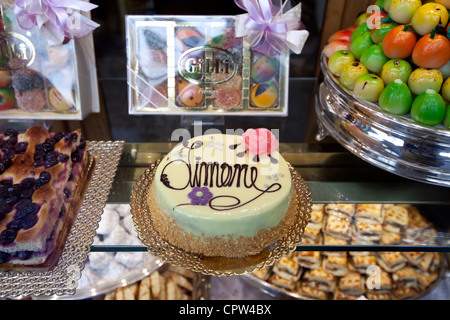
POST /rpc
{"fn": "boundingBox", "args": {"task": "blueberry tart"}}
[0,127,91,270]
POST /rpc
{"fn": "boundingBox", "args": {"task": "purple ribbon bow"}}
[14,0,99,45]
[235,0,301,57]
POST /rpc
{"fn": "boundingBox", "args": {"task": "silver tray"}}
[315,54,450,187]
[0,141,124,298]
[242,253,448,300]
[35,253,164,300]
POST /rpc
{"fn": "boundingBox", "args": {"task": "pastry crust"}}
[333,288,359,300]
[7,152,93,269]
[402,252,426,265]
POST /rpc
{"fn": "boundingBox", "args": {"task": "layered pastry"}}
[251,203,442,300]
[405,206,434,243]
[323,213,353,240]
[323,234,347,257]
[338,271,365,296]
[294,250,322,270]
[252,267,271,281]
[382,205,409,233]
[299,282,328,300]
[392,267,417,289]
[333,288,359,300]
[149,128,297,257]
[308,204,325,230]
[414,253,435,273]
[302,225,321,243]
[376,252,407,273]
[416,270,438,291]
[324,255,348,277]
[270,255,302,290]
[351,254,377,274]
[270,273,297,290]
[324,203,355,219]
[367,292,392,300]
[380,230,402,246]
[294,231,322,269]
[394,287,417,299]
[355,204,383,225]
[0,127,90,270]
[273,255,301,280]
[403,252,426,265]
[366,269,392,295]
[302,267,336,293]
[354,218,382,242]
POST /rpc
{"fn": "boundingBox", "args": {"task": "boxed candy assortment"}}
[0,5,99,120]
[126,16,290,116]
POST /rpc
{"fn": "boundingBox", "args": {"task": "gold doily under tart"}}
[131,159,312,276]
[0,141,124,298]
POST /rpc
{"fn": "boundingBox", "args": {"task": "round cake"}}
[148,128,297,258]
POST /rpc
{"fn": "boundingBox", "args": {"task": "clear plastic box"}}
[126,15,290,116]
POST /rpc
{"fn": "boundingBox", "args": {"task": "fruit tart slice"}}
[0,127,92,270]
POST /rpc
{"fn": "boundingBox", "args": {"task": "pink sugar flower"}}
[242,128,279,156]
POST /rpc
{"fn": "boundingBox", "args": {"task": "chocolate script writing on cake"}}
[160,139,282,212]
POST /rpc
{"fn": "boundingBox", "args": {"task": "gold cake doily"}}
[0,141,124,298]
[131,159,312,276]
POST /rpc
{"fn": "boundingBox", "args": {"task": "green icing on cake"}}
[153,133,292,239]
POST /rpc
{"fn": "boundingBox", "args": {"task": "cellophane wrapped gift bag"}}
[0,0,99,120]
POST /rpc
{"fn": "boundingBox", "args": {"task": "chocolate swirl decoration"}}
[207,182,281,212]
[161,139,283,211]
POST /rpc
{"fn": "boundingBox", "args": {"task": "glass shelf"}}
[89,142,450,253]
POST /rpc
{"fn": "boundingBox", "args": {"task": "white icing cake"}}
[149,130,294,257]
